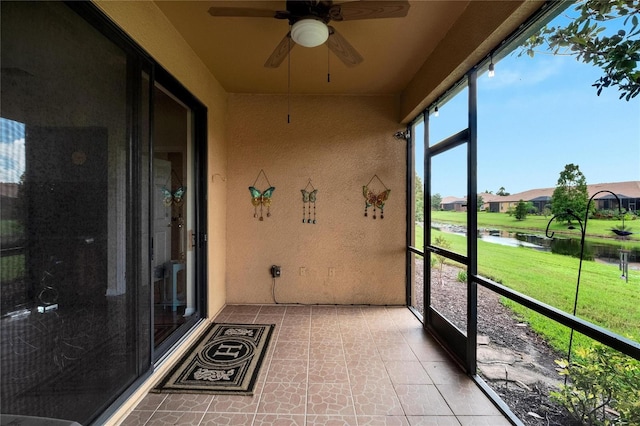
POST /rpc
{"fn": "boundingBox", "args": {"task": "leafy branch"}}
[521,0,640,100]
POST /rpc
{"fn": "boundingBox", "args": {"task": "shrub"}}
[515,200,530,220]
[550,343,640,425]
[457,270,467,282]
[432,236,451,286]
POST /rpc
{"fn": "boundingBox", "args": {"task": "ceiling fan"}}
[208,1,410,68]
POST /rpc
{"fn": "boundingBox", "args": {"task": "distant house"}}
[0,183,20,220]
[440,192,500,212]
[588,181,640,212]
[440,196,467,212]
[442,181,640,214]
[487,187,554,213]
[486,181,640,214]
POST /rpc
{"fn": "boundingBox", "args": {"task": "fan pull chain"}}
[287,31,291,124]
[327,44,331,83]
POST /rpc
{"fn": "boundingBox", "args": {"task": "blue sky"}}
[416,15,640,198]
[0,118,25,183]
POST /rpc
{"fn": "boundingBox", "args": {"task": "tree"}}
[515,199,530,220]
[430,193,442,211]
[415,173,424,222]
[432,235,451,286]
[496,186,510,196]
[522,0,640,100]
[551,163,590,223]
[477,194,485,211]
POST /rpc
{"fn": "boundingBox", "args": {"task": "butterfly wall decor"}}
[249,169,276,221]
[160,169,186,207]
[161,186,186,207]
[362,174,390,219]
[249,186,275,220]
[301,179,318,224]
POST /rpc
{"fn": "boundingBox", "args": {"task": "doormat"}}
[152,323,275,395]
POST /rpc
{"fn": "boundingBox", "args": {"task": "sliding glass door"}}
[0,3,139,423]
[1,2,207,423]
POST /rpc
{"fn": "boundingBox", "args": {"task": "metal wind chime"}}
[301,179,318,224]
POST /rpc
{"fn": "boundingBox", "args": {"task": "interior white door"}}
[153,159,172,282]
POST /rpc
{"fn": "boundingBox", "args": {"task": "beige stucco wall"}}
[226,94,407,305]
[95,0,228,319]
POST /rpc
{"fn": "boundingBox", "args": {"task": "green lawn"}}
[1,255,24,282]
[0,220,25,282]
[414,219,640,355]
[0,219,24,237]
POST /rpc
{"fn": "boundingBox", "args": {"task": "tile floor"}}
[121,305,511,425]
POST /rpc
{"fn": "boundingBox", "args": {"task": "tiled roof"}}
[485,181,640,203]
[0,183,19,198]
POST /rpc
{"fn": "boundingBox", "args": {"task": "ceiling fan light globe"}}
[291,19,329,47]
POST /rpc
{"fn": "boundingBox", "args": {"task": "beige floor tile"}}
[271,340,309,359]
[224,314,260,324]
[308,359,350,383]
[200,412,256,425]
[123,305,514,426]
[144,411,204,425]
[435,384,503,416]
[394,384,454,416]
[351,383,405,416]
[257,305,287,316]
[281,315,311,327]
[310,342,345,361]
[347,359,391,386]
[206,383,263,414]
[409,342,451,362]
[384,361,433,385]
[305,415,358,425]
[255,314,286,325]
[421,361,468,385]
[406,416,462,425]
[376,342,420,362]
[257,382,307,415]
[307,383,355,416]
[132,393,167,411]
[157,393,212,412]
[456,415,512,425]
[253,414,305,425]
[265,358,308,383]
[284,305,312,316]
[357,415,412,425]
[276,325,310,341]
[118,410,153,426]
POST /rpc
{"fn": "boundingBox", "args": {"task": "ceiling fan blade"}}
[327,27,363,67]
[208,6,285,18]
[264,32,295,68]
[329,1,410,21]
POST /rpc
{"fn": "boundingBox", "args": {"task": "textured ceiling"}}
[154,1,470,95]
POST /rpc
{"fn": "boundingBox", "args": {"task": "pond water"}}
[433,223,639,265]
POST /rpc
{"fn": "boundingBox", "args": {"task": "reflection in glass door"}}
[152,85,196,350]
[0,3,138,422]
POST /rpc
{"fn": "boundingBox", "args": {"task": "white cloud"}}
[0,137,25,183]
